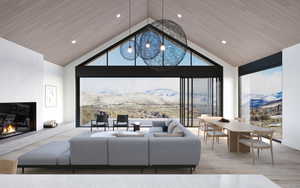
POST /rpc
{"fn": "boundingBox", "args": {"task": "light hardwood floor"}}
[1,125,300,188]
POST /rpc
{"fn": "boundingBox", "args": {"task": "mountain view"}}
[80,78,180,125]
[240,66,282,139]
[249,91,282,108]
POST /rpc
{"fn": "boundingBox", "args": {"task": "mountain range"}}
[249,91,282,108]
[81,88,179,106]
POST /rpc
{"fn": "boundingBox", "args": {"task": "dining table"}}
[202,118,272,152]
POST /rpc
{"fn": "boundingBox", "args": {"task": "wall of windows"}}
[240,66,282,140]
[75,24,223,127]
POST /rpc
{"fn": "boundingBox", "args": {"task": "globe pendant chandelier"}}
[120,0,188,66]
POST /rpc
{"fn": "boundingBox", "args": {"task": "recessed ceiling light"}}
[177,14,182,18]
[71,40,77,44]
[221,40,227,44]
[116,14,121,18]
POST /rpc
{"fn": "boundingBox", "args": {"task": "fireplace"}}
[0,102,36,139]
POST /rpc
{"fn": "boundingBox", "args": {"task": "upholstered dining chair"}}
[0,159,18,174]
[237,129,274,165]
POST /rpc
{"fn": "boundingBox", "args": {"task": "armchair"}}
[113,115,129,131]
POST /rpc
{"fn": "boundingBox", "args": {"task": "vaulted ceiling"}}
[1,0,300,66]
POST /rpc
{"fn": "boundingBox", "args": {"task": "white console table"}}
[0,174,280,188]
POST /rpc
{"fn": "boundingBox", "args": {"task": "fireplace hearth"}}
[0,102,36,139]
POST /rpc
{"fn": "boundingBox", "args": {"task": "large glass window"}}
[80,78,179,126]
[240,66,282,140]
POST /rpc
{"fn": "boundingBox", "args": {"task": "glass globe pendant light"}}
[160,0,165,52]
[120,0,136,60]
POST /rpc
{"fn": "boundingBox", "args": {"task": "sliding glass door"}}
[180,77,222,127]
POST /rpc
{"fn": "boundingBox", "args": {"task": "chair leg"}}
[251,146,255,165]
[227,137,230,152]
[271,147,274,165]
[212,135,215,150]
[217,137,220,144]
[257,148,260,160]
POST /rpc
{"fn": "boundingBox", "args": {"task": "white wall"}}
[0,38,64,130]
[63,19,238,124]
[43,61,64,123]
[189,42,238,119]
[0,38,44,130]
[282,43,300,150]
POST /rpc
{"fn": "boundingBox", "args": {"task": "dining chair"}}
[198,115,210,136]
[237,129,274,165]
[0,159,18,174]
[205,122,229,151]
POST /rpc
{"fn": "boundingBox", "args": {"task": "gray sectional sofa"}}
[18,120,201,172]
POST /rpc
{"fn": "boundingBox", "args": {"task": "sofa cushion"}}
[153,132,184,137]
[148,127,163,133]
[70,134,108,165]
[108,137,149,166]
[115,132,145,137]
[18,141,70,166]
[152,121,166,127]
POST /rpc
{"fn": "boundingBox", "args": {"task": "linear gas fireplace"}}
[0,102,36,139]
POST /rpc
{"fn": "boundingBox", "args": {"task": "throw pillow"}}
[167,121,178,133]
[162,125,168,132]
[172,126,185,136]
[153,132,184,137]
[166,119,174,127]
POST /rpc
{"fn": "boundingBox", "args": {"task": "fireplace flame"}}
[2,124,16,134]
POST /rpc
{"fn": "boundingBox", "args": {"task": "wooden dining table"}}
[202,118,271,152]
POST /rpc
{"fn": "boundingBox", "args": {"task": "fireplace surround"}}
[0,102,36,139]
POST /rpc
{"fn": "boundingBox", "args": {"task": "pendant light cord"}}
[129,0,131,35]
[147,0,149,24]
[161,0,164,32]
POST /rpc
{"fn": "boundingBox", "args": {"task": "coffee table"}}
[131,122,141,132]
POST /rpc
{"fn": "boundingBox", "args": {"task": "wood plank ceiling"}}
[1,0,300,66]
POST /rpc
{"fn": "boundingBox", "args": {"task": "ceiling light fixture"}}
[116,14,121,18]
[177,14,182,18]
[221,40,227,44]
[119,0,136,59]
[145,0,151,48]
[71,40,76,44]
